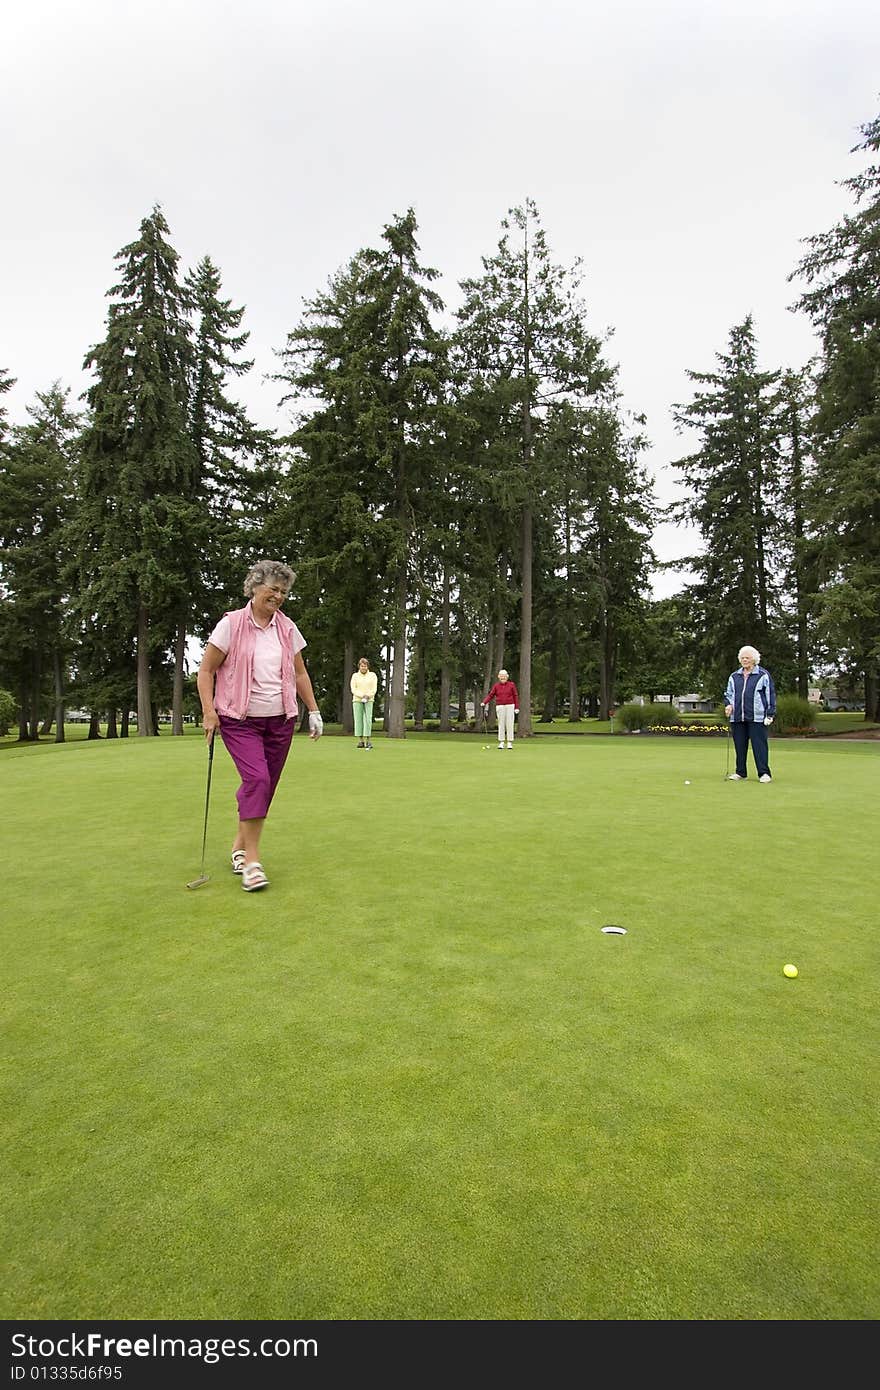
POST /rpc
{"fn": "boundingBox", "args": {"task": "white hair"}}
[243,559,295,598]
[738,645,761,666]
[498,668,509,680]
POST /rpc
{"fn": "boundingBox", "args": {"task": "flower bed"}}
[644,724,729,735]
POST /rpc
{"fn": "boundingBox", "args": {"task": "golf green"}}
[3,732,878,1319]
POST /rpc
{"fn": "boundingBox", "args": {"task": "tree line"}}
[1,110,878,738]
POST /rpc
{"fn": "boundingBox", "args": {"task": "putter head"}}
[186,874,211,890]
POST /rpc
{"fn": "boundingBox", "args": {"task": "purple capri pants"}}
[218,714,295,820]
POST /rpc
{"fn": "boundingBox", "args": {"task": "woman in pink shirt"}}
[197,559,323,892]
[482,668,520,749]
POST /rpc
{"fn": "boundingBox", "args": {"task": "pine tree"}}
[538,399,654,719]
[0,384,78,741]
[275,212,447,737]
[455,200,611,734]
[74,206,197,735]
[791,110,880,720]
[670,317,783,690]
[273,251,393,726]
[776,368,816,699]
[182,255,275,730]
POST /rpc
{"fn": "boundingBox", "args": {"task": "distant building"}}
[819,688,865,712]
[627,693,717,713]
[674,694,716,714]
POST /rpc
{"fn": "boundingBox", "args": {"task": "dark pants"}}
[218,714,295,820]
[731,720,770,778]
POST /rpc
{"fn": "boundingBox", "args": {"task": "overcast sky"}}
[2,0,878,598]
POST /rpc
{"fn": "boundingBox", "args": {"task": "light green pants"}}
[354,698,374,739]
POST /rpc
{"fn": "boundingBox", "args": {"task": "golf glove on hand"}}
[764,716,773,726]
[308,710,324,738]
[514,708,519,715]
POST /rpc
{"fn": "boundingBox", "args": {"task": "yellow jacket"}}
[350,670,377,701]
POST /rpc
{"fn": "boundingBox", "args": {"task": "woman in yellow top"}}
[350,656,378,749]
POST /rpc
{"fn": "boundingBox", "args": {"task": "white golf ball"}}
[684,780,691,785]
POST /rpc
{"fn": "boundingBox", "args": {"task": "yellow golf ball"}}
[783,963,798,978]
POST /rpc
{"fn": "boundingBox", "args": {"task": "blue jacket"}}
[724,667,776,723]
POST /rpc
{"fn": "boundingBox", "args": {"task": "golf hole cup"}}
[783,963,799,978]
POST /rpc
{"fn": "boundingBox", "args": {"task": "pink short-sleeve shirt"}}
[207,607,306,717]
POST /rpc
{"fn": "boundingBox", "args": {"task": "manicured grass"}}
[3,732,878,1319]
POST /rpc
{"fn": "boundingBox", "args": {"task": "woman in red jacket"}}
[482,668,519,749]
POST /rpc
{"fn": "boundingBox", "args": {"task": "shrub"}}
[774,693,817,734]
[614,701,681,732]
[0,688,17,736]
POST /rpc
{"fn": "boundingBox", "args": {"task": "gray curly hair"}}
[243,559,296,598]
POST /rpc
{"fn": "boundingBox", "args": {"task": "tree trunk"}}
[789,408,810,701]
[106,709,119,739]
[439,565,452,732]
[517,219,534,737]
[87,712,102,740]
[567,639,580,722]
[29,651,42,740]
[865,669,879,723]
[121,707,131,738]
[481,625,496,729]
[541,620,558,722]
[518,505,533,734]
[17,677,29,742]
[52,646,65,742]
[342,637,355,733]
[383,636,392,732]
[413,618,426,730]
[387,561,408,739]
[171,620,186,735]
[136,601,155,736]
[493,556,507,676]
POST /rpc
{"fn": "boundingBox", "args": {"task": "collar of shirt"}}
[248,603,278,630]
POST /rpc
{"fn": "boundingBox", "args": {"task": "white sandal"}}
[242,862,269,892]
[231,849,247,875]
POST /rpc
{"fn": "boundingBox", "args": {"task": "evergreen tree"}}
[183,255,275,730]
[275,212,447,737]
[455,200,612,733]
[670,317,783,690]
[582,407,655,715]
[538,400,654,719]
[776,368,817,700]
[622,595,702,704]
[791,110,880,720]
[0,384,78,741]
[74,206,197,736]
[0,368,14,439]
[273,252,393,727]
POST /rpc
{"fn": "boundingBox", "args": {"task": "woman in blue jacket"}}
[724,645,776,782]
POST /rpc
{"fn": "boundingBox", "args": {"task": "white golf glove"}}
[764,716,773,726]
[308,710,324,739]
[514,708,519,715]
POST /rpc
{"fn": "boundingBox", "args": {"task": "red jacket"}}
[484,680,519,708]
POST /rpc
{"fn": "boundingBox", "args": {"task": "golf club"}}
[186,731,215,889]
[724,721,731,780]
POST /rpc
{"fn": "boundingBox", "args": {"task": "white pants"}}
[497,704,515,745]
